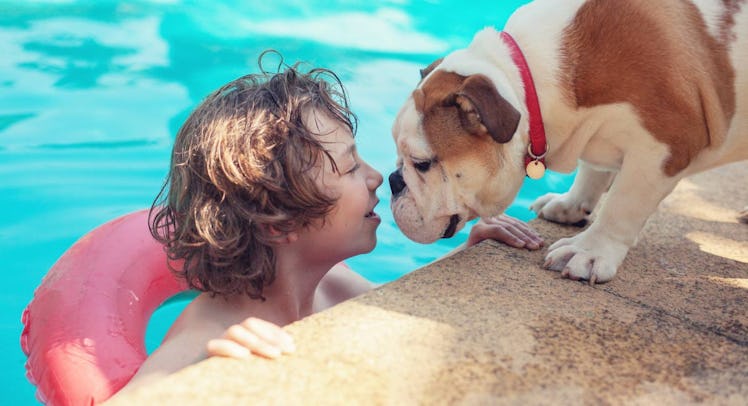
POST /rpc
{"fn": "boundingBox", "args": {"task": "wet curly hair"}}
[149,51,357,300]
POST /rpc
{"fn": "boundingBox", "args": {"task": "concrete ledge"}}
[110,162,748,405]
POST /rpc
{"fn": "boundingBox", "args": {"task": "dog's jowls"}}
[389,0,747,283]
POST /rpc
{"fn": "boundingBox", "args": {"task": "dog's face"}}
[389,59,528,243]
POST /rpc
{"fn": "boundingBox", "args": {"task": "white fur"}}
[390,0,748,282]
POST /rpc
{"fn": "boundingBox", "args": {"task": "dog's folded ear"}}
[448,74,520,144]
[419,58,444,80]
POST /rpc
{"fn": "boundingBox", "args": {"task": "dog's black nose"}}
[389,169,406,198]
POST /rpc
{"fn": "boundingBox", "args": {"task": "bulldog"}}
[389,0,747,283]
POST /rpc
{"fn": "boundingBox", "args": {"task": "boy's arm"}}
[200,264,369,364]
[204,262,371,361]
[109,326,219,401]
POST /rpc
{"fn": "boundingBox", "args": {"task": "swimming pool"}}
[0,0,575,403]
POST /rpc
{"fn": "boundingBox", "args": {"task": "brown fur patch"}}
[455,75,520,144]
[560,0,737,176]
[416,71,502,174]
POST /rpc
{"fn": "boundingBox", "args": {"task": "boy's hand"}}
[467,214,544,250]
[207,317,295,360]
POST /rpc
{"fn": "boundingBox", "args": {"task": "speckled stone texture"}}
[109,162,747,405]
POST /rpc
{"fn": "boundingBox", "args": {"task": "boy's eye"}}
[413,160,431,173]
[347,162,361,174]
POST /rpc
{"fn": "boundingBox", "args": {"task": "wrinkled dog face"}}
[389,60,527,243]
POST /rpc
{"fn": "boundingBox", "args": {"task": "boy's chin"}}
[356,237,378,256]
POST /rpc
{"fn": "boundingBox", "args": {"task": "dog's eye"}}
[413,160,431,173]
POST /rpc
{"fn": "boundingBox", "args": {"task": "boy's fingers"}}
[223,325,282,358]
[207,338,252,359]
[470,218,543,250]
[496,224,535,248]
[469,215,545,250]
[470,224,525,248]
[504,223,543,249]
[242,317,296,353]
[497,215,540,237]
[494,215,544,247]
[496,214,524,227]
[207,337,282,359]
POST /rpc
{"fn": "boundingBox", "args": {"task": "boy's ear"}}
[265,225,298,244]
[284,231,298,244]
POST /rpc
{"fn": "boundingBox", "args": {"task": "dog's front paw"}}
[542,232,628,284]
[530,193,592,226]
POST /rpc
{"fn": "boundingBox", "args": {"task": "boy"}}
[115,54,543,396]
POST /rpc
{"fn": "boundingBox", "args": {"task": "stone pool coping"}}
[108,161,748,405]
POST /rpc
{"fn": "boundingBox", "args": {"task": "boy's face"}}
[296,110,383,264]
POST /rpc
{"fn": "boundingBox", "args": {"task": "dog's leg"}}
[542,159,680,284]
[530,162,615,226]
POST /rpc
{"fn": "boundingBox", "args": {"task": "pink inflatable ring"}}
[21,210,187,405]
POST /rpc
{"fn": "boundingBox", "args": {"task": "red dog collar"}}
[500,31,548,179]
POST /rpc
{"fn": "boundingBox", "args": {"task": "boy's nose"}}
[368,166,383,190]
[389,169,406,198]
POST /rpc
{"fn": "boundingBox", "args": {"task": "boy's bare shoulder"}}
[314,263,374,312]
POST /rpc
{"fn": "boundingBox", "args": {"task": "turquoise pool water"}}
[0,1,575,403]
